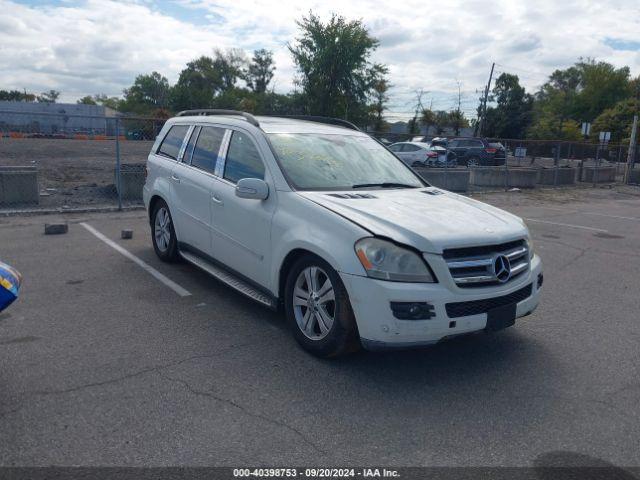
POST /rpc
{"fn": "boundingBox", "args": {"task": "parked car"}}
[389,142,457,168]
[144,111,543,357]
[446,138,506,166]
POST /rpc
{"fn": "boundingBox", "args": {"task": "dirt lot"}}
[0,138,152,208]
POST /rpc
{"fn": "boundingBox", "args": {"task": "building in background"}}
[0,101,120,136]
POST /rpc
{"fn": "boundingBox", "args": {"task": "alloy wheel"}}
[292,266,336,340]
[154,207,172,252]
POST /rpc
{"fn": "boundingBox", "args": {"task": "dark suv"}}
[447,138,506,166]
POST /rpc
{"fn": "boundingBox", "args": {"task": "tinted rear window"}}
[191,126,225,174]
[157,125,189,160]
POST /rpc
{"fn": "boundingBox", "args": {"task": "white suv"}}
[143,110,543,357]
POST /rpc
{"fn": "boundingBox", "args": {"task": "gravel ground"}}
[0,138,152,208]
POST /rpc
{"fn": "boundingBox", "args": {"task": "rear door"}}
[389,143,411,165]
[170,125,226,255]
[209,129,275,288]
[449,139,467,160]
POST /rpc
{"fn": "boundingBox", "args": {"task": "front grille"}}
[444,239,529,288]
[446,284,532,318]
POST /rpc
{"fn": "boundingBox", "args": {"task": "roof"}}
[171,111,364,136]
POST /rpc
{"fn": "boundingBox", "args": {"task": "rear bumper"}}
[340,255,542,350]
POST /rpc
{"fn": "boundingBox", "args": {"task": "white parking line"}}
[530,205,640,222]
[582,212,640,222]
[523,218,609,233]
[80,222,192,297]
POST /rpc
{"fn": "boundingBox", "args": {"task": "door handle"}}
[171,174,181,183]
[211,194,224,205]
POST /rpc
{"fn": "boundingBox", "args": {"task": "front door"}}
[210,129,275,289]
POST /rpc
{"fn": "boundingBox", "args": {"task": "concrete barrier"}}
[413,168,470,192]
[470,167,537,188]
[0,166,39,206]
[581,166,616,183]
[115,163,145,200]
[506,168,538,188]
[537,167,577,185]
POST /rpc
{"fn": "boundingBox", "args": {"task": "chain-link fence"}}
[2,114,639,212]
[0,110,165,212]
[367,132,639,192]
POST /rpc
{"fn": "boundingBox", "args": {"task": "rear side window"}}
[223,131,264,184]
[190,126,225,174]
[157,125,189,160]
[403,144,421,152]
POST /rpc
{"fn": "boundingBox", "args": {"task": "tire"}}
[284,254,359,358]
[466,156,480,167]
[151,199,179,262]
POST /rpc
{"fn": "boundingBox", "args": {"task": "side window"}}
[448,140,458,148]
[182,127,199,163]
[157,125,189,160]
[223,131,265,184]
[471,140,484,148]
[190,126,225,174]
[403,144,420,152]
[389,144,402,152]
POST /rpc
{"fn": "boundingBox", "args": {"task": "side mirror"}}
[235,178,269,200]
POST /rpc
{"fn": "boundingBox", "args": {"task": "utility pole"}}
[624,82,639,183]
[477,62,495,137]
[455,80,462,136]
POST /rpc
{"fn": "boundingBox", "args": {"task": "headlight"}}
[354,238,435,283]
[527,236,535,259]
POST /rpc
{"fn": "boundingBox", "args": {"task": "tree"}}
[76,94,121,110]
[37,89,60,103]
[246,49,275,94]
[448,110,469,136]
[421,108,436,134]
[573,59,631,122]
[121,72,170,114]
[369,78,389,132]
[484,73,533,138]
[591,97,639,143]
[288,12,388,125]
[0,89,36,102]
[433,110,451,135]
[213,49,247,91]
[169,56,223,111]
[528,59,631,139]
[77,96,97,105]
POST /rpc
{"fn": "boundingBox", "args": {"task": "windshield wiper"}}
[351,182,418,189]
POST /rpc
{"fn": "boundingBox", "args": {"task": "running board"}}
[179,250,276,308]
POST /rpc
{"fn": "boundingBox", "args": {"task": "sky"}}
[1,0,639,120]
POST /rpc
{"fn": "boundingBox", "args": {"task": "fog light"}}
[390,302,435,320]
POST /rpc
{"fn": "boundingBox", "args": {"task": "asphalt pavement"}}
[0,187,639,467]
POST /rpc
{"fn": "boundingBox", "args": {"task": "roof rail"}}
[176,109,260,128]
[273,115,360,131]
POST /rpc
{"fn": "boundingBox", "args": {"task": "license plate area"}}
[485,303,517,331]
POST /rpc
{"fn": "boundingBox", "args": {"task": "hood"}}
[298,188,528,254]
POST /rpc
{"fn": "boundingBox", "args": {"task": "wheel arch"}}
[148,194,168,224]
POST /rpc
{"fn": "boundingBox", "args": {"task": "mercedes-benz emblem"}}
[493,255,511,283]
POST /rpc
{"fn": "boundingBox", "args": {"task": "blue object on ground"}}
[0,261,21,311]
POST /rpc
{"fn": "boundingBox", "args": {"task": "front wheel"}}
[284,255,359,358]
[151,200,179,262]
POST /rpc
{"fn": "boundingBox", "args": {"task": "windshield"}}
[268,133,424,190]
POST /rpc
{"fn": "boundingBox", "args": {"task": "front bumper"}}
[340,255,542,350]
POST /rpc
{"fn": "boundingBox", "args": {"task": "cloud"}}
[0,0,639,120]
